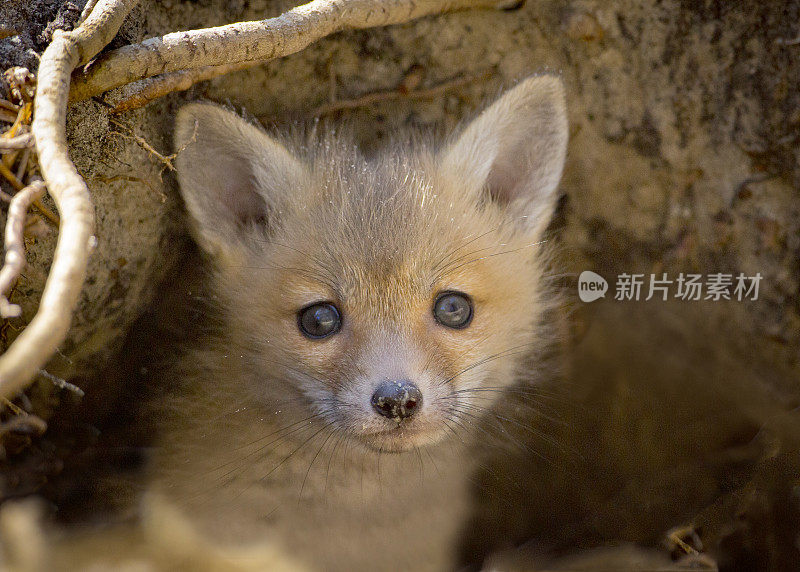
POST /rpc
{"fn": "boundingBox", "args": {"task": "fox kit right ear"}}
[174,103,308,264]
[439,75,568,238]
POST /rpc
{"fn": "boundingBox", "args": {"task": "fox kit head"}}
[174,76,567,453]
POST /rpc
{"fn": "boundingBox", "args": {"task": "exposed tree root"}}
[70,0,516,103]
[0,180,46,319]
[108,62,254,114]
[0,134,33,150]
[0,0,140,401]
[0,162,59,226]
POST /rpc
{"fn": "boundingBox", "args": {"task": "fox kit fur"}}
[153,75,568,571]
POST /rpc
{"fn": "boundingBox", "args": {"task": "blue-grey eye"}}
[433,291,473,329]
[298,303,341,339]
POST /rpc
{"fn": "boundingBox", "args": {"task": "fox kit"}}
[152,75,568,571]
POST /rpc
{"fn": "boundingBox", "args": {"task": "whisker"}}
[443,414,525,495]
[449,408,552,463]
[231,262,338,292]
[424,447,441,478]
[232,422,334,501]
[442,239,549,275]
[180,415,324,505]
[324,431,348,500]
[435,241,511,276]
[429,222,507,276]
[451,402,565,450]
[207,415,324,485]
[429,213,539,283]
[414,445,424,486]
[435,342,540,389]
[299,427,338,502]
[421,332,496,383]
[440,391,569,425]
[247,238,340,287]
[253,356,362,396]
[228,412,326,454]
[448,385,568,400]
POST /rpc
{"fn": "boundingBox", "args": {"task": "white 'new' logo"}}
[578,271,608,302]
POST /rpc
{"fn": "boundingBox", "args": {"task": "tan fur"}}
[150,75,568,571]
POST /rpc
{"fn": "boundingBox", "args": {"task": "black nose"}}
[371,380,422,420]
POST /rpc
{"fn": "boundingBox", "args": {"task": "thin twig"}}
[667,530,701,556]
[775,35,800,46]
[109,115,197,177]
[87,174,165,202]
[0,181,46,319]
[0,0,139,401]
[108,62,253,114]
[70,0,517,102]
[110,118,177,171]
[311,71,492,116]
[37,369,85,397]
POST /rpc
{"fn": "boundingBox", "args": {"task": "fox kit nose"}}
[371,380,422,420]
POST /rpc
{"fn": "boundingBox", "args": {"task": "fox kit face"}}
[174,76,567,453]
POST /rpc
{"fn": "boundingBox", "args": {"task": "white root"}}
[70,0,517,102]
[108,62,254,114]
[0,0,140,400]
[0,180,46,319]
[0,133,33,150]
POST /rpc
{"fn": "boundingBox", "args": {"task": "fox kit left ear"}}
[174,103,309,266]
[440,75,568,237]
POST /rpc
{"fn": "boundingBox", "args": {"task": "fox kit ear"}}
[174,103,308,263]
[440,75,568,237]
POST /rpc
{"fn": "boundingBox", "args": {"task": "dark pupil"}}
[435,294,471,328]
[300,304,339,338]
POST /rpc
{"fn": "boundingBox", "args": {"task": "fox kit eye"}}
[298,303,341,339]
[433,292,473,329]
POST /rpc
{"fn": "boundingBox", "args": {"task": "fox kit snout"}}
[173,75,567,454]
